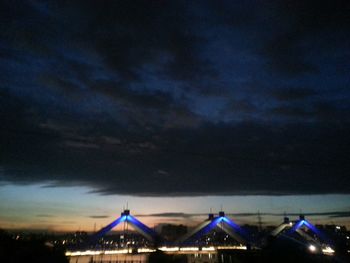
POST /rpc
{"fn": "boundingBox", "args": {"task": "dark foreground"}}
[0,230,68,263]
[1,230,349,263]
[148,250,342,263]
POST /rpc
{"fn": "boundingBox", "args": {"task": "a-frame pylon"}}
[177,211,248,245]
[288,215,329,245]
[93,209,158,242]
[270,216,293,237]
[271,215,331,249]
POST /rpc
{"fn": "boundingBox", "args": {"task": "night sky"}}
[1,1,350,231]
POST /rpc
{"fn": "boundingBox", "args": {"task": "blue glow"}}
[303,220,329,243]
[303,220,320,235]
[287,219,331,244]
[92,214,158,243]
[95,215,126,238]
[222,217,241,230]
[289,220,304,234]
[127,215,157,238]
[183,217,223,244]
[222,216,248,241]
[182,216,250,244]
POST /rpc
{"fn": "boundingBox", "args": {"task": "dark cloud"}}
[269,101,350,121]
[261,0,350,76]
[135,211,350,219]
[88,80,175,111]
[262,32,319,76]
[135,213,198,218]
[270,87,316,101]
[224,100,257,114]
[36,214,55,218]
[0,1,349,196]
[327,212,350,218]
[270,106,311,118]
[269,212,350,218]
[1,113,349,195]
[89,215,110,219]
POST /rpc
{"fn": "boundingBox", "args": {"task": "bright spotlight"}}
[308,244,317,253]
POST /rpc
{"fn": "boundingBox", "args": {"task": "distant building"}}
[161,224,187,241]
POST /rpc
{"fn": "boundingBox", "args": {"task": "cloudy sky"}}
[0,0,349,231]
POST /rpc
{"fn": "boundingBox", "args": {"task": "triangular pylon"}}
[288,215,329,245]
[177,211,248,245]
[271,215,331,248]
[93,210,158,242]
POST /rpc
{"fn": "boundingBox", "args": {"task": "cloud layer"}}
[0,0,349,196]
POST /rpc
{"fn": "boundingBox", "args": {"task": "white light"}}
[322,246,335,255]
[180,247,199,251]
[66,250,102,256]
[66,249,134,257]
[202,246,215,251]
[289,222,293,226]
[217,245,247,250]
[137,248,156,253]
[308,244,317,253]
[158,246,179,252]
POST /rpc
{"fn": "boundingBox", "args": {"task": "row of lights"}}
[66,245,247,256]
[308,244,335,255]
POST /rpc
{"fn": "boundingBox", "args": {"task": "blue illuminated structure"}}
[288,215,329,244]
[271,215,331,248]
[270,217,293,237]
[178,211,248,245]
[93,210,157,242]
